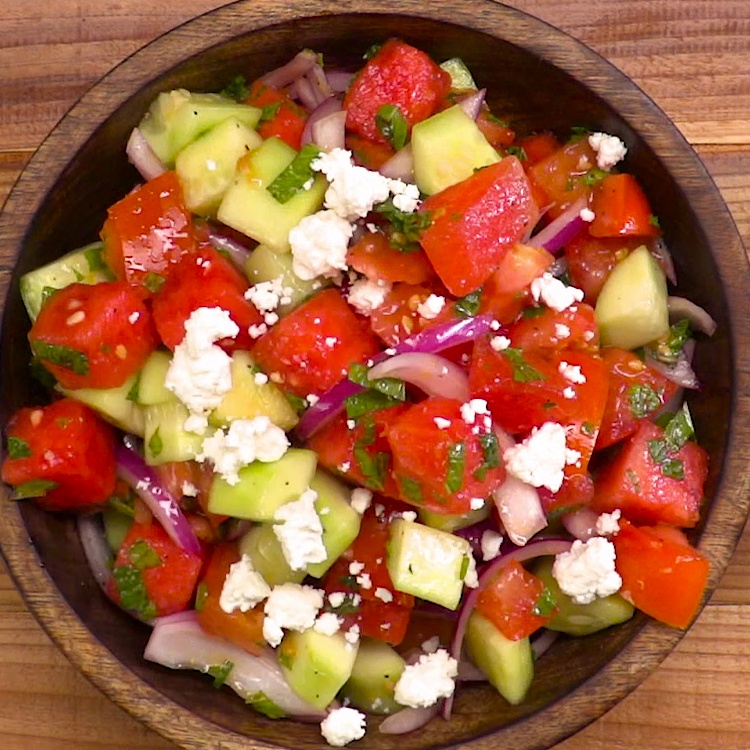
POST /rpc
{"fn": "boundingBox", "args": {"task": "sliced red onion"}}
[261,50,318,89]
[378,144,414,182]
[368,353,470,402]
[144,615,325,720]
[548,256,569,279]
[645,338,699,390]
[668,296,717,337]
[456,89,486,121]
[457,659,486,682]
[492,475,548,546]
[561,507,600,541]
[527,196,588,255]
[443,538,573,719]
[301,96,342,146]
[297,315,496,440]
[207,225,253,270]
[531,629,559,660]
[126,127,166,181]
[306,63,335,103]
[453,517,502,559]
[77,514,113,590]
[326,70,354,93]
[649,236,677,285]
[312,111,347,152]
[116,441,202,556]
[289,75,321,112]
[379,704,441,734]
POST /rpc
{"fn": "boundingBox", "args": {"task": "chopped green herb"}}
[195,582,209,612]
[400,476,423,504]
[84,243,107,272]
[568,125,590,142]
[648,319,691,365]
[583,167,608,187]
[363,43,382,60]
[374,198,432,251]
[41,286,59,306]
[649,214,661,229]
[626,468,641,493]
[459,554,470,580]
[30,341,89,375]
[346,390,403,419]
[7,437,32,460]
[647,405,693,479]
[221,74,249,102]
[128,539,162,571]
[542,401,557,410]
[348,363,406,400]
[521,305,546,320]
[506,145,527,161]
[376,104,409,150]
[246,691,286,719]
[148,427,163,459]
[266,144,322,204]
[12,479,58,500]
[627,383,661,419]
[277,645,294,670]
[323,593,361,616]
[207,660,234,688]
[454,289,482,318]
[353,446,390,490]
[29,357,57,388]
[108,488,136,517]
[112,565,157,621]
[483,112,510,128]
[126,374,140,403]
[284,391,308,415]
[664,403,695,452]
[143,272,166,295]
[474,431,500,481]
[504,348,546,383]
[258,101,281,124]
[581,421,596,437]
[445,442,466,493]
[532,587,557,617]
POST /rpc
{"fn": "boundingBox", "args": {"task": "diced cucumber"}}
[595,244,670,349]
[340,638,406,715]
[103,508,133,553]
[143,401,204,465]
[386,519,473,610]
[210,350,298,431]
[19,242,112,322]
[136,350,178,406]
[138,89,261,166]
[217,137,327,252]
[305,470,362,578]
[418,503,490,533]
[60,373,145,437]
[533,556,635,636]
[207,448,318,521]
[465,611,534,705]
[175,116,263,216]
[278,629,359,710]
[411,105,500,195]
[238,524,306,586]
[439,58,477,90]
[244,244,328,316]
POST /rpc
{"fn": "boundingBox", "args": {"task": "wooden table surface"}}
[1,1,749,748]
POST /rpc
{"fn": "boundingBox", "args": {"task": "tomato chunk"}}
[101,171,198,295]
[108,521,203,619]
[252,289,381,398]
[346,134,395,170]
[589,173,660,238]
[347,231,435,285]
[592,420,708,528]
[2,398,117,511]
[368,283,433,346]
[28,281,158,390]
[613,521,709,629]
[418,157,539,296]
[245,80,308,150]
[343,39,451,144]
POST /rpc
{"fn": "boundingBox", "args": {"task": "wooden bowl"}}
[1,1,749,749]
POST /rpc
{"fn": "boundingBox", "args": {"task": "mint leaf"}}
[267,144,322,204]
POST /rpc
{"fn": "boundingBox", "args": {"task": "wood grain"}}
[1,1,749,749]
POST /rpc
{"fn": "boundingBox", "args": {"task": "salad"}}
[1,39,717,747]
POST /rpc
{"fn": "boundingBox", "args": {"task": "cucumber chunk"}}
[386,519,473,610]
[238,524,306,586]
[533,556,635,636]
[136,350,178,406]
[465,611,534,705]
[103,508,133,553]
[418,503,490,532]
[595,244,670,349]
[340,638,406,715]
[207,448,318,521]
[143,401,203,465]
[439,58,477,90]
[278,629,359,710]
[217,137,327,252]
[411,105,500,195]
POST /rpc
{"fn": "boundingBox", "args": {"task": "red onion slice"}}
[527,197,588,255]
[116,441,202,556]
[126,128,166,181]
[261,50,318,89]
[306,63,335,103]
[144,616,325,720]
[312,111,347,152]
[531,629,559,660]
[301,96,343,147]
[289,75,321,112]
[326,70,354,93]
[668,296,717,336]
[379,704,442,734]
[378,144,414,182]
[645,338,699,390]
[207,225,253,270]
[561,507,600,541]
[368,353,470,402]
[492,475,548,546]
[649,236,677,285]
[456,89,486,121]
[77,514,113,590]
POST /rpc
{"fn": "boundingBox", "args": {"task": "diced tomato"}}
[343,39,451,144]
[526,138,597,218]
[517,132,561,166]
[384,397,506,515]
[150,246,262,351]
[107,521,203,619]
[196,543,266,655]
[245,80,307,150]
[28,281,158,390]
[418,157,539,296]
[479,243,553,325]
[346,134,395,170]
[476,110,515,149]
[596,348,680,450]
[613,520,709,629]
[368,283,433,346]
[508,303,600,355]
[592,420,708,527]
[347,231,435,286]
[476,560,557,640]
[588,173,660,238]
[101,171,198,296]
[253,289,381,398]
[307,406,407,499]
[2,398,117,512]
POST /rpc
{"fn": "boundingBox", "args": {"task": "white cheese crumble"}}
[554,324,571,339]
[579,207,596,223]
[273,488,327,571]
[416,293,446,320]
[320,706,367,747]
[434,416,452,430]
[350,488,373,515]
[463,553,479,588]
[245,277,287,313]
[563,386,576,399]
[421,636,441,654]
[588,132,628,171]
[347,277,391,315]
[481,529,504,561]
[219,554,271,613]
[503,421,568,493]
[345,624,361,645]
[393,649,458,708]
[197,416,289,486]
[254,371,269,386]
[181,480,198,497]
[389,179,422,213]
[595,509,622,536]
[470,497,485,510]
[290,209,355,281]
[490,335,511,351]
[558,361,587,384]
[374,587,393,603]
[314,612,343,636]
[262,583,324,647]
[460,398,490,425]
[530,273,584,313]
[552,537,622,604]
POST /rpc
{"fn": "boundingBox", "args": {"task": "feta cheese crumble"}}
[314,612,343,636]
[245,277,287,313]
[503,421,568,493]
[460,398,490,425]
[481,529,504,561]
[579,207,596,223]
[530,273,584,312]
[262,583,324,647]
[490,335,511,351]
[552,537,622,604]
[273,488,327,571]
[219,554,271,613]
[393,649,458,708]
[434,416,452,429]
[588,132,628,171]
[350,487,373,515]
[347,277,392,315]
[558,361,587,384]
[290,209,355,280]
[595,509,622,536]
[554,323,571,339]
[416,293,446,320]
[320,706,367,747]
[389,179,422,212]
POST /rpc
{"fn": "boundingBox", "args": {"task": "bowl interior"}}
[0,3,748,750]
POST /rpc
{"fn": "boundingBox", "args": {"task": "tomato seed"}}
[30,409,43,427]
[66,310,86,326]
[115,344,128,360]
